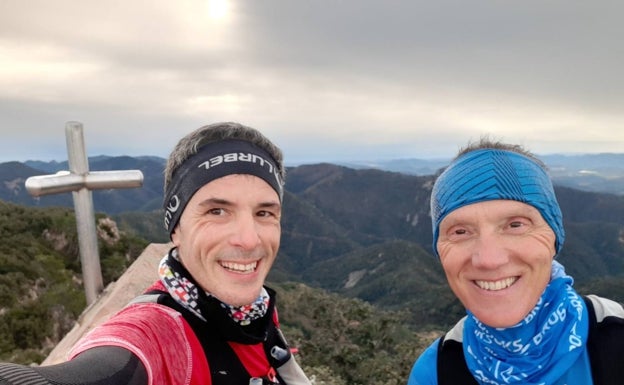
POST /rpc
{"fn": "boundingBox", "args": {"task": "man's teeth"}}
[221,261,257,273]
[475,277,518,291]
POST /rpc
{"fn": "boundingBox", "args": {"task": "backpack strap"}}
[436,334,478,385]
[583,295,624,385]
[137,289,285,385]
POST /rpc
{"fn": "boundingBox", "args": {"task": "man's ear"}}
[170,225,180,246]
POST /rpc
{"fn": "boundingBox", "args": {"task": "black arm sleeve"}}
[0,346,148,385]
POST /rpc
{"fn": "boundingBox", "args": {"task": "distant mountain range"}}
[0,156,166,214]
[338,153,624,195]
[0,152,621,216]
[1,154,624,328]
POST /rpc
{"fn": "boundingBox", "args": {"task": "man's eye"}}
[443,227,469,240]
[208,208,224,215]
[258,210,276,218]
[509,221,524,228]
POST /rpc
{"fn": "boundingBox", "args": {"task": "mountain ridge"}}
[2,154,624,329]
[19,152,624,195]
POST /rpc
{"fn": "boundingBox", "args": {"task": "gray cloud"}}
[0,0,623,163]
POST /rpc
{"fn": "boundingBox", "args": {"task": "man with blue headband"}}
[408,139,624,385]
[0,122,311,385]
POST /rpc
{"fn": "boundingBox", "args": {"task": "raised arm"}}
[0,346,147,385]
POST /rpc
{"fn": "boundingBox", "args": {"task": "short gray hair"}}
[456,135,547,169]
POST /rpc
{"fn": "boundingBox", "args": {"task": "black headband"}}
[163,139,284,236]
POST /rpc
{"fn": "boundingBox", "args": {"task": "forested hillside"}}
[1,157,624,383]
[3,158,624,328]
[0,202,148,363]
[0,201,431,384]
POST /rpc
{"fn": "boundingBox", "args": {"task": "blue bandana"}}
[463,261,589,385]
[430,148,564,257]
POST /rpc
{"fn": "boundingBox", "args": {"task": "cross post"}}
[25,121,144,305]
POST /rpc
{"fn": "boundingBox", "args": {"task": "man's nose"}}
[471,233,510,269]
[230,214,261,250]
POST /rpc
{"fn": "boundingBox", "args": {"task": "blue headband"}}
[430,148,564,257]
[163,139,284,236]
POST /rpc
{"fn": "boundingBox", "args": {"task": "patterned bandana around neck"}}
[158,249,270,326]
[463,261,588,385]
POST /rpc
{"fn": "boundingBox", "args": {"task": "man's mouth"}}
[220,261,258,274]
[474,276,518,291]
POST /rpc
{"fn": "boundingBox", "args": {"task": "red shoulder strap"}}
[228,342,275,381]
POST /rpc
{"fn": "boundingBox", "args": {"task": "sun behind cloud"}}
[207,0,229,20]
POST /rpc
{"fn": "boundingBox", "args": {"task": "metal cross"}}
[25,121,144,305]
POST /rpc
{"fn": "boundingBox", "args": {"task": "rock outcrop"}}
[42,243,171,365]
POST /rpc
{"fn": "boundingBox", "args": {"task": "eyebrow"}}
[261,201,281,209]
[256,201,282,213]
[197,198,281,210]
[439,215,465,229]
[197,197,231,207]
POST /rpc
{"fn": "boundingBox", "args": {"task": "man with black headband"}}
[408,138,624,385]
[0,122,311,385]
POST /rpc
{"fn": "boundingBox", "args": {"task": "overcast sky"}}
[1,0,623,165]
